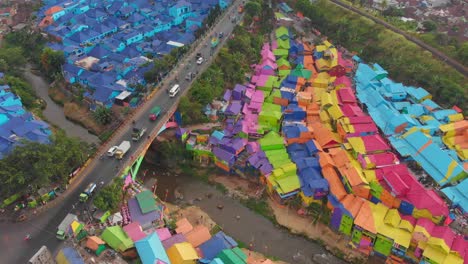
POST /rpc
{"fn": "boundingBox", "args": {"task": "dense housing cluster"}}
[38,0,230,108]
[0,73,51,158]
[177,26,468,263]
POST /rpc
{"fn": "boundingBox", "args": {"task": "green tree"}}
[2,76,36,108]
[458,42,468,66]
[244,1,261,17]
[0,59,7,72]
[92,106,113,125]
[422,20,437,32]
[0,132,86,198]
[93,178,124,212]
[0,47,27,71]
[40,48,65,80]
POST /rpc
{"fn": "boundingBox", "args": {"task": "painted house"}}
[135,232,170,264]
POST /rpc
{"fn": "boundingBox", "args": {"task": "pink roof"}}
[380,168,410,197]
[401,215,416,226]
[404,184,449,217]
[252,90,265,103]
[451,236,468,257]
[156,228,172,241]
[337,88,357,103]
[362,135,390,152]
[257,68,276,76]
[271,40,278,50]
[341,104,365,117]
[415,218,435,233]
[334,76,352,87]
[123,222,147,242]
[358,152,399,168]
[338,51,354,69]
[431,226,456,248]
[255,75,270,86]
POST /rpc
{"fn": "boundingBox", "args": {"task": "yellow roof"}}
[423,245,447,264]
[323,40,333,48]
[442,253,463,264]
[316,45,327,52]
[327,104,344,120]
[320,92,333,107]
[70,220,82,233]
[173,242,199,260]
[427,237,451,254]
[398,218,415,233]
[384,209,401,227]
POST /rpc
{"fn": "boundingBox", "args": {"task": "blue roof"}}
[213,232,237,249]
[200,236,228,261]
[441,179,468,213]
[406,87,430,101]
[400,131,466,185]
[135,232,170,264]
[88,45,111,59]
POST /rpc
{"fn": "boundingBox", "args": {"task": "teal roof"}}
[135,232,170,264]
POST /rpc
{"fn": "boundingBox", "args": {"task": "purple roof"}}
[223,90,232,102]
[212,147,235,163]
[226,101,243,115]
[128,197,160,227]
[162,233,186,249]
[232,84,246,100]
[259,161,273,175]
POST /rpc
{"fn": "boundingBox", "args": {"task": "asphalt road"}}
[0,2,242,263]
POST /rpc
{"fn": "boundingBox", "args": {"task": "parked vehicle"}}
[196,57,204,65]
[79,183,96,202]
[168,84,180,98]
[185,72,193,81]
[211,37,219,48]
[218,32,224,38]
[56,213,78,240]
[107,146,118,157]
[149,106,161,121]
[131,127,147,141]
[115,141,131,159]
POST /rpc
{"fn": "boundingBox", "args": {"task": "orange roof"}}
[341,194,365,218]
[310,123,341,149]
[86,236,105,251]
[45,6,63,15]
[185,225,212,248]
[328,148,350,169]
[175,218,193,235]
[318,152,336,168]
[354,200,377,233]
[322,166,347,201]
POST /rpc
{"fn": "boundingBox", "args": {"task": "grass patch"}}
[240,197,276,224]
[236,239,248,249]
[98,130,114,142]
[214,183,228,194]
[210,224,223,235]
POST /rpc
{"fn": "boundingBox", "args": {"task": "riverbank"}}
[22,65,99,144]
[137,160,348,264]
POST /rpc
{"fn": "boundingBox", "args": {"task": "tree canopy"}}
[0,132,89,198]
[93,178,124,212]
[178,26,263,125]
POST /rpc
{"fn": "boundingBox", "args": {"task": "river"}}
[137,157,347,264]
[22,65,99,144]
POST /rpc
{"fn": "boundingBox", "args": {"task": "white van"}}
[168,84,180,97]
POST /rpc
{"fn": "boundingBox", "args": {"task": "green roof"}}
[277,38,290,49]
[273,175,301,194]
[273,48,289,57]
[231,247,247,260]
[136,190,157,214]
[217,249,246,264]
[275,26,289,39]
[101,226,134,252]
[291,64,312,79]
[259,131,284,148]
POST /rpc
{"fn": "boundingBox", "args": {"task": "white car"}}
[196,57,204,65]
[107,146,118,156]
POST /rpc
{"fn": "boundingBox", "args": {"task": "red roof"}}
[45,6,63,15]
